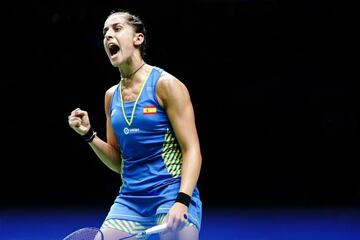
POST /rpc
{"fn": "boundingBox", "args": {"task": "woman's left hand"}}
[164,202,189,232]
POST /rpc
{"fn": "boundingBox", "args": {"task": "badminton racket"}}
[62,223,168,240]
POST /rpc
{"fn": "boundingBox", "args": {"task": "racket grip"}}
[144,223,168,235]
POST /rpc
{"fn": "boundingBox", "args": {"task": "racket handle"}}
[144,223,167,235]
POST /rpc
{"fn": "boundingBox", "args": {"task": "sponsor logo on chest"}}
[123,127,140,135]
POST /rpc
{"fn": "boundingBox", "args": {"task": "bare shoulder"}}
[157,70,187,93]
[105,85,118,98]
[104,85,118,113]
[157,70,190,107]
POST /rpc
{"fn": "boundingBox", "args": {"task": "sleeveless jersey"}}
[109,67,182,195]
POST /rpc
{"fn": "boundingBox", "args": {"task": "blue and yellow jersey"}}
[105,66,202,229]
[110,67,183,194]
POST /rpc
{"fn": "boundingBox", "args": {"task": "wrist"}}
[175,192,191,207]
[82,127,97,143]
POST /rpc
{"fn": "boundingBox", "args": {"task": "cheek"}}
[121,33,137,47]
[103,40,108,52]
[120,40,135,52]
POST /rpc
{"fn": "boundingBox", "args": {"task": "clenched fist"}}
[68,108,91,136]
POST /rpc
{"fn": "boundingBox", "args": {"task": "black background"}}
[2,0,358,209]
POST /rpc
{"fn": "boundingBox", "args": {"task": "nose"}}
[104,29,114,40]
[105,33,113,41]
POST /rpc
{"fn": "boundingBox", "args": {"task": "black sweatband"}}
[175,192,191,207]
[82,127,97,143]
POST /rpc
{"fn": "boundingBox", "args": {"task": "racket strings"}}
[63,227,103,240]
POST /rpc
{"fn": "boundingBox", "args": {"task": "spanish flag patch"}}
[143,106,157,114]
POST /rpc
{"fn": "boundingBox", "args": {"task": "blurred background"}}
[1,0,359,239]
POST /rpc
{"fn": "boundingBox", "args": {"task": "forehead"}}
[104,13,128,27]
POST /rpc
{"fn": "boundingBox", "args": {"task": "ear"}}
[133,33,144,47]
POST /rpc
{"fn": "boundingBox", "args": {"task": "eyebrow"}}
[103,23,125,35]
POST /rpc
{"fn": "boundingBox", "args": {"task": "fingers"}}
[68,117,81,128]
[68,108,88,121]
[68,108,90,133]
[68,108,81,127]
[70,108,87,118]
[165,213,188,232]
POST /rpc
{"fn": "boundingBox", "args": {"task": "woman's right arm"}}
[87,87,122,173]
[68,86,121,173]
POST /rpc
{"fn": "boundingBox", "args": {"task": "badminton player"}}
[68,9,202,240]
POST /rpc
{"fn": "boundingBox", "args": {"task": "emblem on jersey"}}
[124,127,140,135]
[143,106,157,114]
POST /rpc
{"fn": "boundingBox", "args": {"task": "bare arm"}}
[88,87,122,173]
[157,75,202,197]
[68,86,122,173]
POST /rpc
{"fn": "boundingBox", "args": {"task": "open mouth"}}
[109,43,120,56]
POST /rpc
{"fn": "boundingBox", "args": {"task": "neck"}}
[120,61,145,81]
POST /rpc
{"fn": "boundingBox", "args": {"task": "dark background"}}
[2,0,358,209]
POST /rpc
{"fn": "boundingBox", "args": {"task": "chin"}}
[110,54,126,66]
[109,58,122,67]
[111,62,120,67]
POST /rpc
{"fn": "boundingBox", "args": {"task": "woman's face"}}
[103,13,140,67]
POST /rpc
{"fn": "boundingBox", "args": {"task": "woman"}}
[68,10,202,240]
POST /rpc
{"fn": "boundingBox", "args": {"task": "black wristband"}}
[175,192,191,207]
[82,127,97,143]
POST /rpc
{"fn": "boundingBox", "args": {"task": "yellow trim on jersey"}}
[119,68,153,126]
[162,128,182,178]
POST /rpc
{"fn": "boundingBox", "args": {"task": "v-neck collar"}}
[119,67,153,126]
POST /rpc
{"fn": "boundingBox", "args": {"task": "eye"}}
[114,25,123,32]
